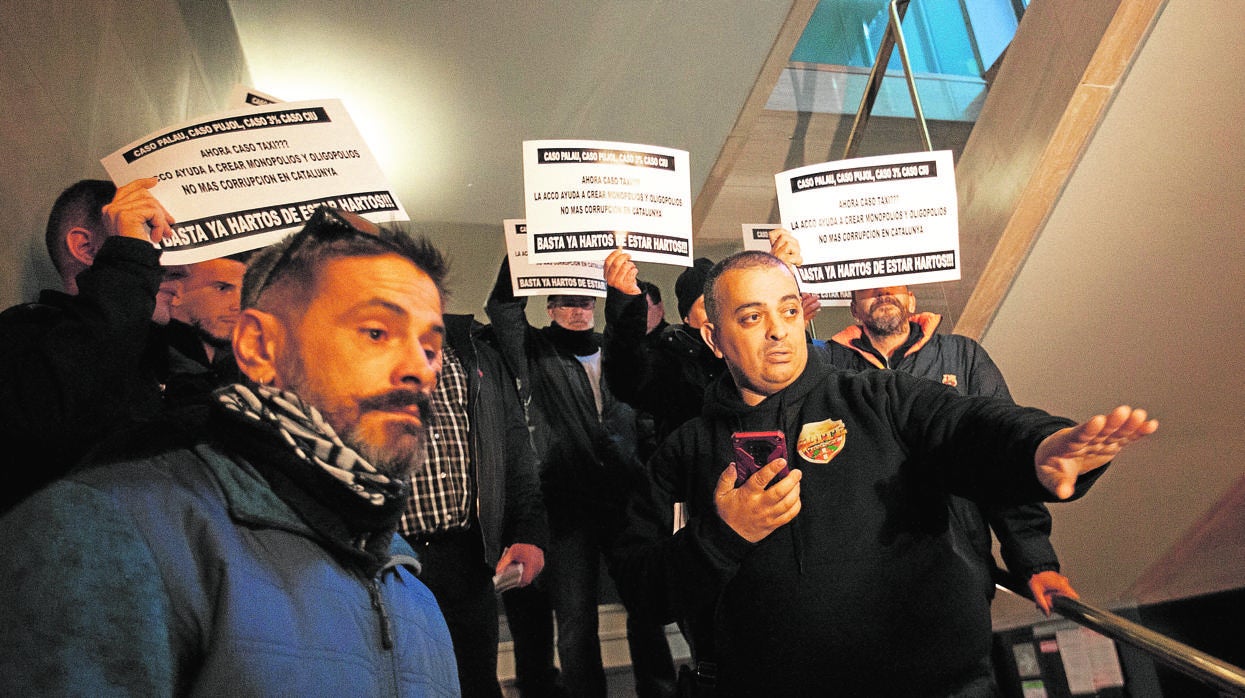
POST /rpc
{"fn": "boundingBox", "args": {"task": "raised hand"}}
[102,177,175,245]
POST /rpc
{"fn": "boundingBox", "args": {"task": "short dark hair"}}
[45,179,116,275]
[223,250,254,265]
[675,257,714,320]
[638,280,661,305]
[242,207,449,314]
[702,251,791,324]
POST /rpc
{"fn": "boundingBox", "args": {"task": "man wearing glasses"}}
[0,207,460,696]
[487,260,677,698]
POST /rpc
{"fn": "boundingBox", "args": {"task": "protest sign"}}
[504,219,606,298]
[774,150,960,292]
[742,223,850,307]
[228,84,282,107]
[523,139,692,267]
[101,98,406,265]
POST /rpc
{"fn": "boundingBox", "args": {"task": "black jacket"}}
[823,313,1060,593]
[0,237,166,511]
[485,261,643,532]
[442,314,549,564]
[602,287,725,449]
[611,350,1092,696]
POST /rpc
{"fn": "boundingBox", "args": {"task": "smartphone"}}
[732,430,789,487]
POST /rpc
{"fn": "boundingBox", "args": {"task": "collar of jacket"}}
[659,323,713,356]
[829,312,942,368]
[443,313,480,370]
[204,405,411,576]
[542,323,600,357]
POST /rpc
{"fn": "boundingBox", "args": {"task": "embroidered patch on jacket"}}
[797,418,847,464]
[941,374,958,387]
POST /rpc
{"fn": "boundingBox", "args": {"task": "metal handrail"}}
[996,574,1245,696]
[1049,594,1245,696]
[842,0,933,160]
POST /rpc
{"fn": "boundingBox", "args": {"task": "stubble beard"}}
[863,299,909,337]
[278,352,431,479]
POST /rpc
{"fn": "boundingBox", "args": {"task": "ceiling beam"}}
[692,0,819,233]
[951,0,1166,339]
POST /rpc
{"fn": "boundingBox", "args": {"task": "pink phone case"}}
[732,430,789,487]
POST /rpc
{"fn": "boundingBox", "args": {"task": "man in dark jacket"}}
[400,313,549,698]
[609,251,1157,697]
[487,257,675,698]
[603,253,725,452]
[823,285,1078,616]
[162,253,251,408]
[0,207,460,696]
[0,177,184,511]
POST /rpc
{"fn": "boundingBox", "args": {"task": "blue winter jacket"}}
[0,437,460,697]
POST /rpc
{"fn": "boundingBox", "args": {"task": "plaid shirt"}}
[398,345,473,536]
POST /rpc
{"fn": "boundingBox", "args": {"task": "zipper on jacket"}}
[367,579,395,650]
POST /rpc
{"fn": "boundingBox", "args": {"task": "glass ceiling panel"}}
[773,0,1025,121]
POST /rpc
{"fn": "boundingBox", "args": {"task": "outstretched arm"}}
[1035,405,1158,499]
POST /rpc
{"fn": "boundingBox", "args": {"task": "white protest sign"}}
[228,84,283,107]
[503,219,606,298]
[101,99,407,265]
[523,139,692,267]
[741,223,850,307]
[774,150,960,292]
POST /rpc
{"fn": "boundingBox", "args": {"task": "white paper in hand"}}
[493,562,524,593]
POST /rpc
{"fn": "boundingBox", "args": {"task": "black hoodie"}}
[611,350,1090,696]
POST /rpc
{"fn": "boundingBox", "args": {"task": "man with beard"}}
[162,252,250,406]
[824,286,1078,622]
[609,251,1157,696]
[170,253,248,362]
[0,206,460,696]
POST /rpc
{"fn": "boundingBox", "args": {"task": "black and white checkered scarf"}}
[216,383,407,508]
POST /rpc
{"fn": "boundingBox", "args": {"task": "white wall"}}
[983,0,1245,626]
[0,0,248,307]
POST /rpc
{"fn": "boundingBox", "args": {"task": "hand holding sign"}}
[102,177,176,245]
[768,227,803,267]
[604,249,641,296]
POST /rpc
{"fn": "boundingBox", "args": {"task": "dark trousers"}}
[409,527,504,698]
[505,514,676,698]
[503,583,567,698]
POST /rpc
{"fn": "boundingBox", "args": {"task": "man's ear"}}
[232,308,286,386]
[65,227,99,267]
[700,321,723,359]
[904,293,917,313]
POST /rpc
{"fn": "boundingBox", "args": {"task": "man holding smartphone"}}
[608,250,1157,697]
